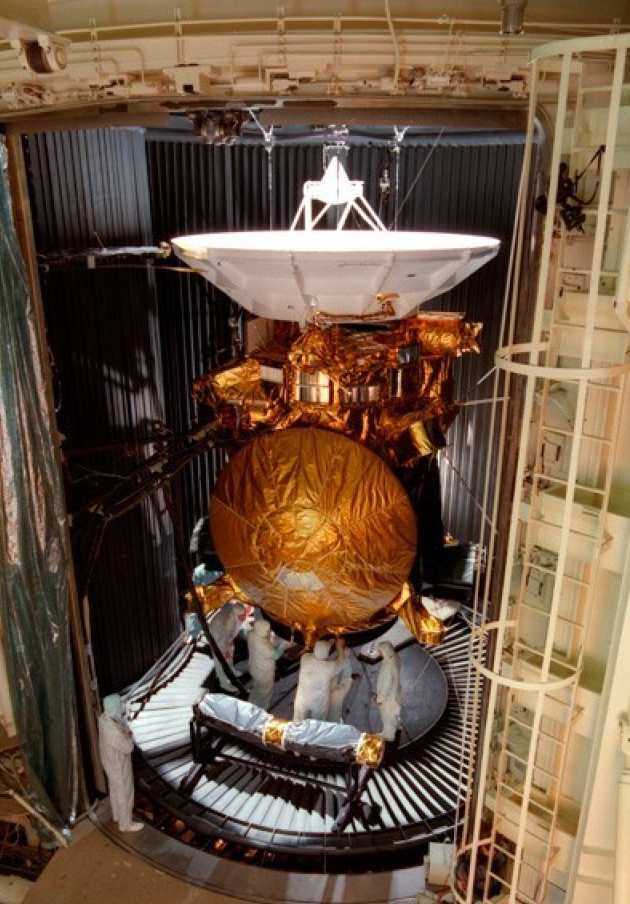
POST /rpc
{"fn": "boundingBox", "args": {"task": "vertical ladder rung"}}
[493,841,516,861]
[542,425,612,445]
[507,715,568,746]
[586,381,622,393]
[494,807,554,843]
[513,639,579,673]
[531,472,606,496]
[518,601,585,631]
[487,871,512,891]
[558,266,619,276]
[498,782,557,820]
[501,750,561,783]
[524,561,590,589]
[528,517,602,540]
[551,320,629,336]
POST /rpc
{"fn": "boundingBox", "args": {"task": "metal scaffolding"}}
[456,32,630,904]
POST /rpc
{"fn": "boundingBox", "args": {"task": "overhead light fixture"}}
[11,34,68,73]
[499,0,528,35]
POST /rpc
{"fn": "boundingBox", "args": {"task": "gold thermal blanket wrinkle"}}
[397,597,446,646]
[193,312,481,468]
[210,428,417,638]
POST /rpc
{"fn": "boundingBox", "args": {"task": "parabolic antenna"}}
[172,159,500,323]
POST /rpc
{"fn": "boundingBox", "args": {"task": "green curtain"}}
[0,140,78,828]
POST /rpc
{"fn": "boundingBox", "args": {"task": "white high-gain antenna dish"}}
[172,158,500,322]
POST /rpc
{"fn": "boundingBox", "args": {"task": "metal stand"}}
[190,707,380,831]
[332,765,377,833]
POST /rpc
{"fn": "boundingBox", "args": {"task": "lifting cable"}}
[248,108,275,230]
[388,126,446,229]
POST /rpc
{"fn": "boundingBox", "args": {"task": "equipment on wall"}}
[534,145,606,233]
[189,110,248,145]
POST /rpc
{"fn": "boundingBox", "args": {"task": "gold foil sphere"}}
[210,428,417,639]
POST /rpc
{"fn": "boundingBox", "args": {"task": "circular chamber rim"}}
[495,341,630,382]
[471,620,579,692]
[531,31,630,62]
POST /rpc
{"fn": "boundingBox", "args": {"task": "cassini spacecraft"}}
[172,159,499,645]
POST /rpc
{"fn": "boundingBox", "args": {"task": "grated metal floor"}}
[128,615,483,868]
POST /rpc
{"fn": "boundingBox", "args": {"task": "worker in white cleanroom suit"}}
[246,617,286,711]
[209,601,247,692]
[184,611,203,644]
[375,641,402,741]
[328,638,355,723]
[293,638,345,722]
[98,694,143,832]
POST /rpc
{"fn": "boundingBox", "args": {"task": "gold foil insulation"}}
[210,428,417,638]
[262,717,384,767]
[207,358,265,402]
[195,312,479,640]
[193,312,480,469]
[193,358,283,430]
[287,313,479,382]
[262,717,289,749]
[399,599,446,646]
[355,733,386,767]
[389,583,447,646]
[188,575,248,615]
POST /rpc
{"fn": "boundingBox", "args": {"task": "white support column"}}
[616,716,630,904]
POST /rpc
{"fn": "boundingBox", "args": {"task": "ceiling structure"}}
[7,1,630,32]
[0,1,628,123]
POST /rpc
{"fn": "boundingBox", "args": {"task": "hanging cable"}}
[248,108,275,229]
[389,126,445,228]
[267,130,274,230]
[440,448,498,536]
[378,156,391,223]
[391,125,409,230]
[384,0,400,92]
